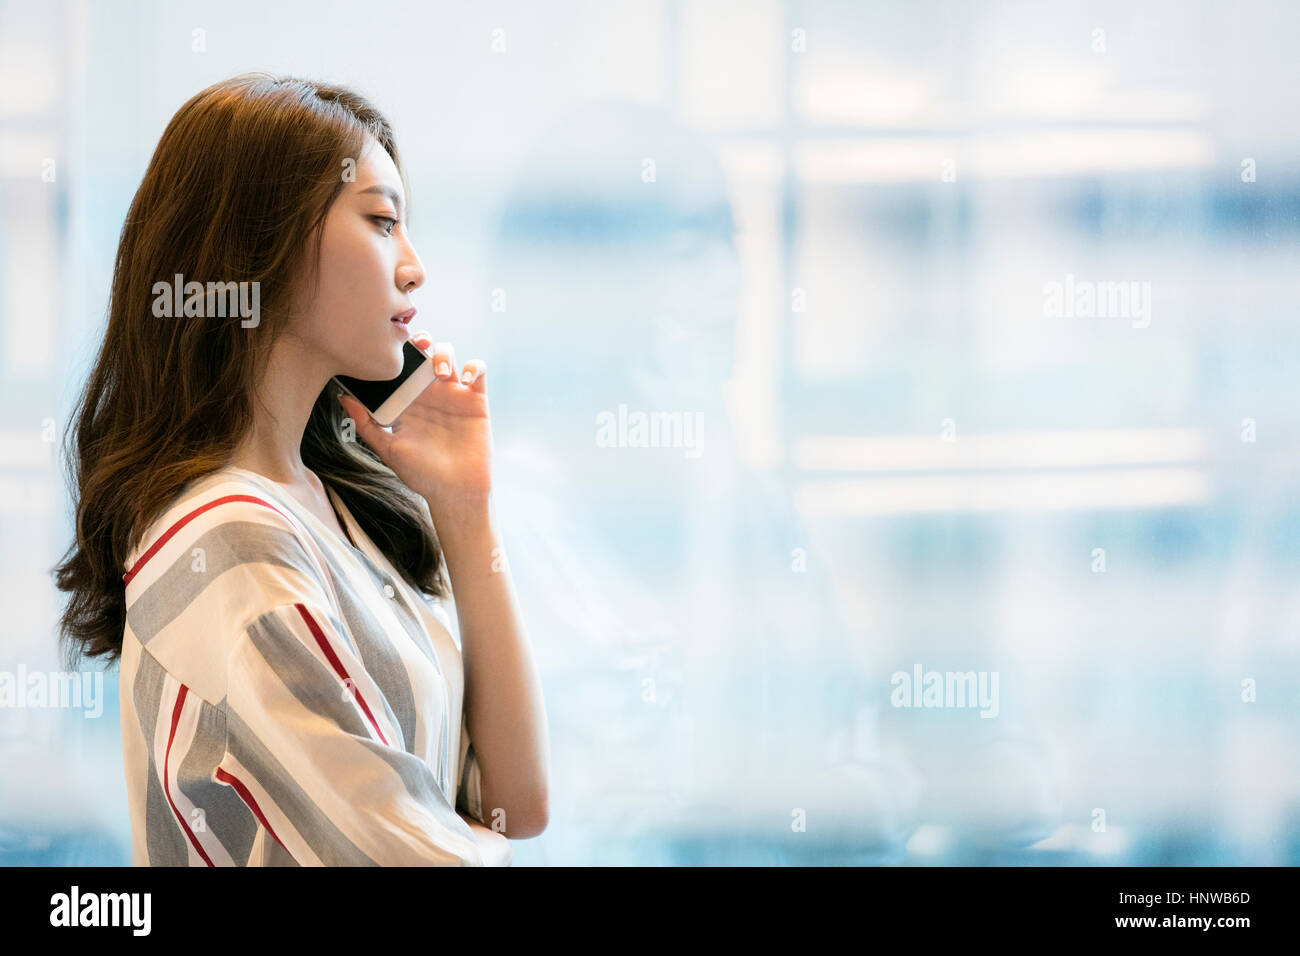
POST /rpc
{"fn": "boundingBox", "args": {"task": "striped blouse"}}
[117,464,492,866]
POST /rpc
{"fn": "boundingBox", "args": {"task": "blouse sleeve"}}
[426,597,490,829]
[218,595,486,866]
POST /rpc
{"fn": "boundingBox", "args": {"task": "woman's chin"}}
[346,349,405,382]
[388,344,408,377]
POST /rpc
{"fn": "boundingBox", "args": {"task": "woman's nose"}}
[399,241,426,291]
[399,258,424,292]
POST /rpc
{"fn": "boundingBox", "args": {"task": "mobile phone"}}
[334,339,438,427]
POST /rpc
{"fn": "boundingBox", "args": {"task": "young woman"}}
[52,73,548,866]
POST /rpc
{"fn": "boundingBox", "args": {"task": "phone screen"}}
[334,340,428,413]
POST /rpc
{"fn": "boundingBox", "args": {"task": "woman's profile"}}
[50,72,548,866]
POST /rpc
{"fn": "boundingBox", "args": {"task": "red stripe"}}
[162,684,215,867]
[293,602,391,747]
[214,767,297,864]
[123,493,293,586]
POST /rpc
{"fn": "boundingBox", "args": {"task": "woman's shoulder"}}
[121,466,335,702]
[126,468,278,560]
[123,466,326,598]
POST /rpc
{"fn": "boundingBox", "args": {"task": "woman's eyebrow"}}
[358,184,404,216]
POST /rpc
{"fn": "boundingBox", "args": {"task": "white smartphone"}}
[334,339,438,427]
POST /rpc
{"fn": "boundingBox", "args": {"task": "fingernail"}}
[461,367,474,383]
[436,362,449,376]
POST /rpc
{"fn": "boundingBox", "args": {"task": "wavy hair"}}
[52,72,450,670]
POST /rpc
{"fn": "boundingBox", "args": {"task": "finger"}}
[431,341,457,381]
[409,330,433,352]
[337,392,393,458]
[458,358,487,393]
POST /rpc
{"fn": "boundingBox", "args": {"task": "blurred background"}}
[1,0,1298,865]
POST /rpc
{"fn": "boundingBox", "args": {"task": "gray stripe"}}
[326,568,420,757]
[244,607,381,743]
[355,555,444,672]
[299,504,444,674]
[175,693,258,865]
[222,706,379,866]
[225,608,471,863]
[225,704,471,865]
[132,649,193,866]
[143,770,191,866]
[251,597,430,784]
[126,521,324,646]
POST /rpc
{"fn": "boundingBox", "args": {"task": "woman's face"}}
[291,135,425,381]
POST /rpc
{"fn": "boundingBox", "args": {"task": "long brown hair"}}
[52,72,450,670]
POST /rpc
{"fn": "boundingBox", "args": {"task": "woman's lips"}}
[391,307,416,324]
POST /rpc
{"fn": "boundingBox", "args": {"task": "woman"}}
[52,73,548,866]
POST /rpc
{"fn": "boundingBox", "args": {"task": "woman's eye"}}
[372,216,398,236]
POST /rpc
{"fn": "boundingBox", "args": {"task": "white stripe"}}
[144,560,325,707]
[117,632,150,867]
[215,751,323,866]
[149,675,202,865]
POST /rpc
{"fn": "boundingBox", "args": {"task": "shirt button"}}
[383,583,396,599]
